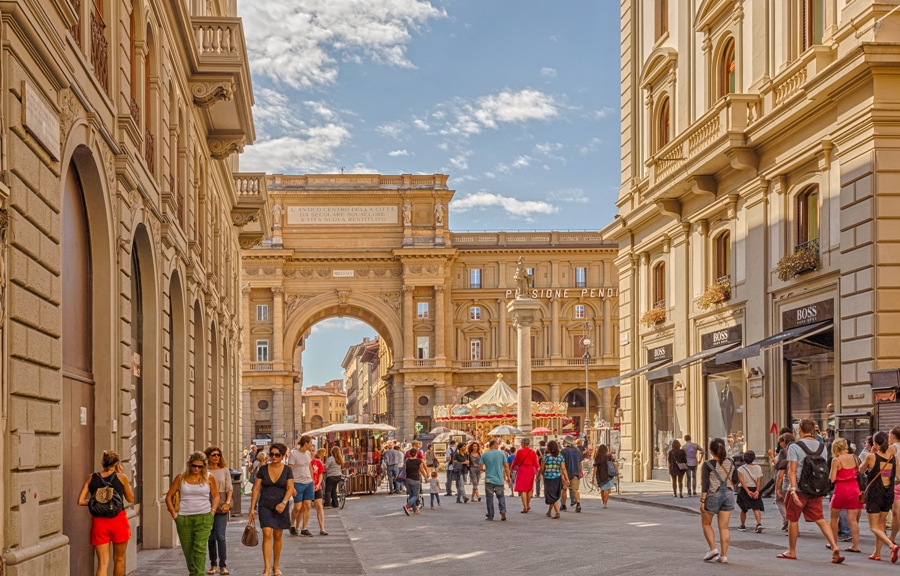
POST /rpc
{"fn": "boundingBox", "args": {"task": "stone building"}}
[301,380,347,432]
[343,337,389,423]
[607,0,900,482]
[0,1,266,574]
[242,174,619,443]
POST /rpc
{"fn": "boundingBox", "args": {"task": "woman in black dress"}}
[859,431,899,562]
[249,442,295,576]
[667,440,688,498]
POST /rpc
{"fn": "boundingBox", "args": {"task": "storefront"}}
[645,344,675,480]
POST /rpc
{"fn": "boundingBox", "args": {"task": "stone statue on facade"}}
[434,202,444,226]
[403,201,412,227]
[271,203,284,228]
[514,256,533,298]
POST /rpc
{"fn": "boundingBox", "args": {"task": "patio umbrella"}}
[430,426,451,434]
[488,425,522,436]
[434,431,474,443]
[531,427,552,435]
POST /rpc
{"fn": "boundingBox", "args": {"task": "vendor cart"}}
[304,423,396,495]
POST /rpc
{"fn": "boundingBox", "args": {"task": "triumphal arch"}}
[241,174,620,442]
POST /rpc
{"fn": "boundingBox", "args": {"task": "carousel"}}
[432,374,568,442]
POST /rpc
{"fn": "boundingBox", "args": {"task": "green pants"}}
[175,513,215,576]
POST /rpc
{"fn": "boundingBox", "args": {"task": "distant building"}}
[301,380,347,432]
[343,337,392,423]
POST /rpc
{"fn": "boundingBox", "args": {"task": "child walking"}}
[736,451,764,533]
[429,471,442,509]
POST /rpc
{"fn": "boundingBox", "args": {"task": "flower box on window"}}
[699,277,732,310]
[640,306,666,328]
[776,239,820,281]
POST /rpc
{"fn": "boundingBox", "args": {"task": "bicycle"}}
[581,458,596,492]
[338,475,348,510]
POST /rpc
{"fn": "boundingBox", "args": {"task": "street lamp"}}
[580,322,593,434]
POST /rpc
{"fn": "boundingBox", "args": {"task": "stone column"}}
[272,287,284,368]
[550,297,560,358]
[242,387,252,447]
[508,297,541,435]
[241,285,251,363]
[497,298,508,359]
[402,285,414,362]
[550,383,560,403]
[404,385,416,440]
[392,383,404,432]
[603,297,613,357]
[434,285,446,361]
[272,387,285,442]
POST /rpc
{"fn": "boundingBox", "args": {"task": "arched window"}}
[797,186,819,246]
[657,97,670,150]
[129,8,137,102]
[653,262,666,308]
[144,24,154,173]
[715,231,731,281]
[656,0,668,39]
[802,0,825,51]
[719,38,736,98]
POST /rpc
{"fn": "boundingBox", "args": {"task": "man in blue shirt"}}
[560,438,583,512]
[481,440,511,521]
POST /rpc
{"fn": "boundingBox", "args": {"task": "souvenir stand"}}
[432,374,568,442]
[305,423,395,495]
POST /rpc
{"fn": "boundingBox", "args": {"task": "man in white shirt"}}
[287,435,316,536]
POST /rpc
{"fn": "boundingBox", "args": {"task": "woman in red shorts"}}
[77,450,134,576]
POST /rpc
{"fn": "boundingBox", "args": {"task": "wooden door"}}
[62,163,95,576]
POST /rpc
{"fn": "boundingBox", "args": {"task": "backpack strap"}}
[796,441,823,456]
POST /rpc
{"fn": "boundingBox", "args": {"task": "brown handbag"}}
[241,521,259,547]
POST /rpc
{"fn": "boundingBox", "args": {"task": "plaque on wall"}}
[646,343,673,364]
[674,382,686,406]
[782,299,834,329]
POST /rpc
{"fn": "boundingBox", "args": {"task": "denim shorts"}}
[705,487,735,514]
[293,481,315,503]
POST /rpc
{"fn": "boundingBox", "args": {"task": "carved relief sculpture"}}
[434,202,445,226]
[403,201,412,227]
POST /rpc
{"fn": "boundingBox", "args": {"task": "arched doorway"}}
[564,388,601,432]
[210,322,220,445]
[62,161,95,575]
[193,302,206,449]
[130,246,144,545]
[531,389,547,402]
[169,272,187,478]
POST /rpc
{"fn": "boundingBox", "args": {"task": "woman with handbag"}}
[77,450,134,576]
[324,447,344,509]
[700,438,737,564]
[668,440,688,498]
[248,442,294,576]
[858,431,899,562]
[827,438,862,554]
[165,452,219,576]
[205,446,233,574]
[593,444,616,508]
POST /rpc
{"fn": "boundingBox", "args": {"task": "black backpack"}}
[88,473,125,518]
[796,441,832,497]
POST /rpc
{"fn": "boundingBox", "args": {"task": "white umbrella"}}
[433,431,474,443]
[430,426,451,434]
[488,425,522,436]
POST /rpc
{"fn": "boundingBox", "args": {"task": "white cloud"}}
[376,121,408,139]
[579,137,603,155]
[310,318,369,334]
[435,89,561,136]
[541,67,557,77]
[549,35,560,42]
[240,1,446,90]
[512,155,532,169]
[413,118,431,131]
[549,188,590,203]
[388,149,411,156]
[594,107,615,120]
[450,191,558,218]
[449,155,469,170]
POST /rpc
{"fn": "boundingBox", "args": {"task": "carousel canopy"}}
[469,374,518,406]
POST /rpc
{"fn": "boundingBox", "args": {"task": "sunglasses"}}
[209,453,221,457]
[270,452,282,458]
[190,464,204,469]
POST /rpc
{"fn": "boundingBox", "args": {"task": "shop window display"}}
[785,329,835,433]
[651,377,681,471]
[705,369,744,457]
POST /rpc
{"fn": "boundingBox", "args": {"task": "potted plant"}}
[776,239,820,281]
[640,306,666,327]
[699,277,732,310]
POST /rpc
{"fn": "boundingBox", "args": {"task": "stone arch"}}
[168,271,188,477]
[210,320,221,445]
[192,300,206,449]
[282,291,403,364]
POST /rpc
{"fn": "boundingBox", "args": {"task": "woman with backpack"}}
[700,438,737,564]
[858,431,899,562]
[593,444,617,508]
[77,450,135,576]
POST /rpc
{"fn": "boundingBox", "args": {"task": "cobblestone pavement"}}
[135,483,899,575]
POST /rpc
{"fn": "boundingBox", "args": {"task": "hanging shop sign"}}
[646,343,673,364]
[783,299,834,330]
[701,325,742,350]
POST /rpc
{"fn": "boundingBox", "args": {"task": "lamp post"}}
[580,322,593,433]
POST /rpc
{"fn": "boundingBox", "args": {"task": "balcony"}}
[232,172,268,248]
[250,362,273,371]
[777,238,820,281]
[566,358,597,366]
[461,360,495,369]
[413,359,435,368]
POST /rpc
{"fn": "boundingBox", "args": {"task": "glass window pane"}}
[807,192,819,241]
[706,370,744,456]
[651,378,682,470]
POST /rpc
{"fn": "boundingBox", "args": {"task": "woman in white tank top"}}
[165,452,219,576]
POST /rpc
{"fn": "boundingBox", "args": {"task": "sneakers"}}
[319,531,328,536]
[703,549,720,562]
[464,497,469,503]
[485,516,493,521]
[300,529,313,537]
[716,556,728,564]
[560,505,567,511]
[755,524,763,534]
[289,527,298,536]
[575,503,582,513]
[501,512,507,521]
[781,520,789,531]
[737,525,747,532]
[403,505,410,516]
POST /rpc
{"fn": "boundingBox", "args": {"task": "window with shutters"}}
[657,97,670,151]
[575,267,587,288]
[256,340,269,362]
[470,338,482,361]
[802,0,825,51]
[715,232,731,281]
[469,268,482,289]
[469,306,482,321]
[797,186,819,246]
[575,305,586,319]
[653,262,666,309]
[719,38,736,98]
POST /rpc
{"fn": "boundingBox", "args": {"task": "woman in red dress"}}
[828,437,863,554]
[511,438,540,513]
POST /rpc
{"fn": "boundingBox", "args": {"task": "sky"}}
[238,0,622,387]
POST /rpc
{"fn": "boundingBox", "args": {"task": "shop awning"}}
[597,358,671,389]
[645,342,742,380]
[715,320,833,364]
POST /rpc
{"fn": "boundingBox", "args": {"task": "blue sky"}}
[239,0,621,386]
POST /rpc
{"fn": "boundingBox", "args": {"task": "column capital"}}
[241,284,252,295]
[271,286,284,295]
[433,284,445,293]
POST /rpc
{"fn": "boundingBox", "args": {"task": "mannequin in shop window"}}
[719,381,735,436]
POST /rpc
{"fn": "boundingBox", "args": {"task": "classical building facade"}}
[607,0,900,481]
[0,1,266,574]
[301,380,347,432]
[242,174,619,443]
[343,337,391,423]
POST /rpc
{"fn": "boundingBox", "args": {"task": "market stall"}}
[432,374,568,443]
[304,423,396,495]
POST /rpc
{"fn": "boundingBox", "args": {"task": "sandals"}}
[776,553,796,560]
[892,545,900,564]
[845,548,861,553]
[220,570,230,575]
[832,553,845,564]
[208,568,218,575]
[869,555,882,561]
[274,570,284,576]
[553,513,561,519]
